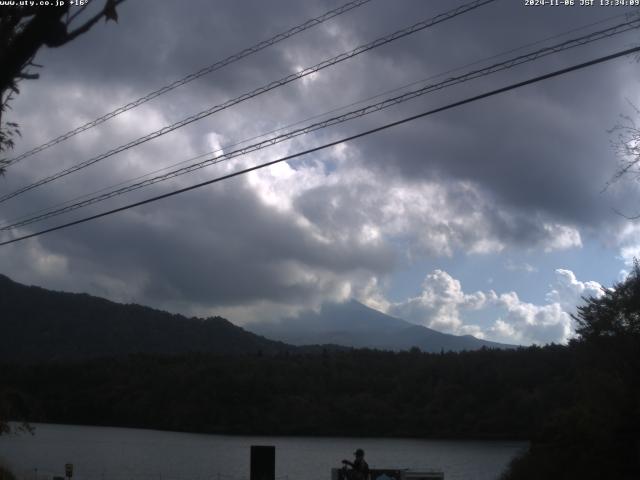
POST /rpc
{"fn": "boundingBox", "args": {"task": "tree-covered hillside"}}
[0,274,291,362]
[2,345,572,439]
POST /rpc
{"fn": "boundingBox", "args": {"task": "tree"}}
[501,266,640,479]
[603,99,640,220]
[0,0,124,174]
[573,261,640,340]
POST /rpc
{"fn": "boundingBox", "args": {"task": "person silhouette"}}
[341,448,370,480]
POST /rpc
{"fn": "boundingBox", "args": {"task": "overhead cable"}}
[0,0,497,204]
[3,16,638,231]
[0,0,374,169]
[2,43,638,247]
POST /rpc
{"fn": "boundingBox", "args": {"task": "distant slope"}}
[0,274,291,362]
[246,299,516,352]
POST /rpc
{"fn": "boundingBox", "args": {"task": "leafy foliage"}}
[573,261,640,340]
[0,119,19,175]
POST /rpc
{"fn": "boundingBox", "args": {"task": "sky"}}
[2,0,640,346]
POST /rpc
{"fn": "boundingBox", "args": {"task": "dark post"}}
[250,445,275,480]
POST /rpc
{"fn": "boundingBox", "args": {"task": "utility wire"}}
[3,9,624,228]
[2,44,638,247]
[3,17,638,231]
[0,7,631,231]
[0,0,374,169]
[0,0,497,205]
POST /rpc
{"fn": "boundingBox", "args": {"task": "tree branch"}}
[17,73,39,80]
[66,3,91,26]
[0,0,125,95]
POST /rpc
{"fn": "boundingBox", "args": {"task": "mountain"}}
[0,274,293,362]
[246,299,516,352]
[0,274,513,363]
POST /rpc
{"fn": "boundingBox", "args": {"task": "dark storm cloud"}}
[2,174,395,308]
[355,75,627,227]
[31,0,379,100]
[344,2,640,231]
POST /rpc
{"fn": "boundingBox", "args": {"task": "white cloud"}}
[388,269,490,334]
[620,244,640,266]
[258,155,584,264]
[387,268,604,345]
[542,224,582,252]
[491,292,572,345]
[354,276,391,313]
[615,223,640,267]
[505,260,537,273]
[545,268,603,313]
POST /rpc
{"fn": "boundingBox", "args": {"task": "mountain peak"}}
[247,298,517,352]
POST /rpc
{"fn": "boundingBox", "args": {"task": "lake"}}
[0,424,526,480]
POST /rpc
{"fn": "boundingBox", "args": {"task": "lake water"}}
[0,424,526,480]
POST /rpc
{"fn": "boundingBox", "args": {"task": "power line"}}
[0,0,374,169]
[0,0,497,205]
[3,16,638,231]
[15,4,619,229]
[2,44,638,247]
[5,9,623,229]
[4,17,637,229]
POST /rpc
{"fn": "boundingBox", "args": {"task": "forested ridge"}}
[0,274,295,361]
[1,345,572,439]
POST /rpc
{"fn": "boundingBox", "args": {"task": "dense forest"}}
[1,345,572,439]
[1,339,637,479]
